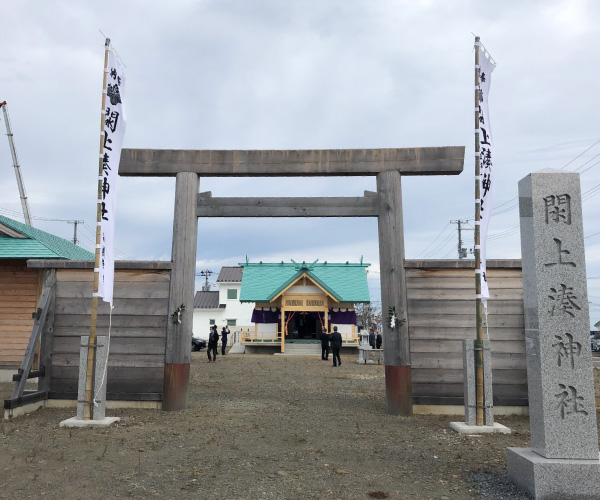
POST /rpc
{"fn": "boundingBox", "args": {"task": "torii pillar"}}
[119,147,465,413]
[163,172,199,410]
[377,170,411,415]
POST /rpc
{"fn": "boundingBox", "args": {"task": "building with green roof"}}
[239,259,370,352]
[0,215,94,261]
[0,215,93,373]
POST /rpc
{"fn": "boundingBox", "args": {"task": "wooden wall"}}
[406,259,526,406]
[0,259,41,368]
[43,263,170,401]
[26,259,525,406]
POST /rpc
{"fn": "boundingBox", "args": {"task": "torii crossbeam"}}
[119,146,465,415]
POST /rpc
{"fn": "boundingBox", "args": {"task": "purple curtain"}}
[251,309,280,323]
[328,310,357,325]
[251,308,356,325]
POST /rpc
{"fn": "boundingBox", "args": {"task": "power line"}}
[574,152,600,172]
[442,245,457,259]
[585,231,600,240]
[582,182,600,202]
[421,229,455,259]
[0,205,135,260]
[422,229,457,259]
[487,226,520,240]
[79,222,134,260]
[0,205,73,222]
[455,137,600,223]
[560,138,600,170]
[415,222,451,258]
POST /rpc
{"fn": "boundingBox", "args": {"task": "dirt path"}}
[2,352,536,499]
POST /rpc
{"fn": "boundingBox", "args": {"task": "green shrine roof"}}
[0,215,94,260]
[238,260,371,303]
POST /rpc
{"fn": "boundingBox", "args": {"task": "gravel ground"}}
[470,473,532,500]
[0,351,550,499]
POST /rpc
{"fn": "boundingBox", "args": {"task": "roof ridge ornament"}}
[294,258,318,271]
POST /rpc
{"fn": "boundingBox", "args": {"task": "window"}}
[209,319,215,325]
[227,319,237,327]
[227,289,237,300]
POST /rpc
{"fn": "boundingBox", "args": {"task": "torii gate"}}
[119,146,465,415]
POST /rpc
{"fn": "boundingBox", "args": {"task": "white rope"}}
[93,304,113,407]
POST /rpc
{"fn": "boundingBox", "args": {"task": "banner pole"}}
[84,38,111,421]
[474,36,484,426]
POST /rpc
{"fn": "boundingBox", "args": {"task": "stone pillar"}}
[462,340,476,425]
[377,171,412,415]
[163,172,199,411]
[507,170,600,499]
[77,336,108,420]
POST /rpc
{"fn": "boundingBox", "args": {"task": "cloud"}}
[2,0,600,323]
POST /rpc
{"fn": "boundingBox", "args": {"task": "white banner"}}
[98,48,126,306]
[478,43,496,308]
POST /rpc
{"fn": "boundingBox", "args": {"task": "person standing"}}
[376,329,383,349]
[320,327,330,360]
[221,325,230,355]
[207,325,219,363]
[368,326,376,350]
[330,326,342,367]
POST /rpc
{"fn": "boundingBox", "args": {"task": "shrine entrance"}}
[288,313,318,340]
[118,146,465,416]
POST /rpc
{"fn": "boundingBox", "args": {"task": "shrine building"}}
[239,259,370,352]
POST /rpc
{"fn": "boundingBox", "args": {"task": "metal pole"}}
[474,36,484,426]
[84,38,110,421]
[1,102,33,226]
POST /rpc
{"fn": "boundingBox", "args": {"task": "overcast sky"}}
[2,1,600,321]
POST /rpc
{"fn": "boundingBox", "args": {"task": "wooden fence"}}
[405,259,526,406]
[29,260,171,402]
[7,259,526,408]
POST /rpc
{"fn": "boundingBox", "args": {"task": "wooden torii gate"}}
[119,147,465,415]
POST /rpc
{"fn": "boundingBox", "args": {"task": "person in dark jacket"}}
[320,327,330,360]
[376,330,383,349]
[207,325,219,362]
[368,326,376,349]
[329,326,342,367]
[221,326,230,355]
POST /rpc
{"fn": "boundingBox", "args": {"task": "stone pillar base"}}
[60,416,120,428]
[507,447,600,499]
[449,422,510,434]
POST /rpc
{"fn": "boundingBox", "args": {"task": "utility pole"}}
[195,269,214,291]
[451,219,470,259]
[67,220,84,245]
